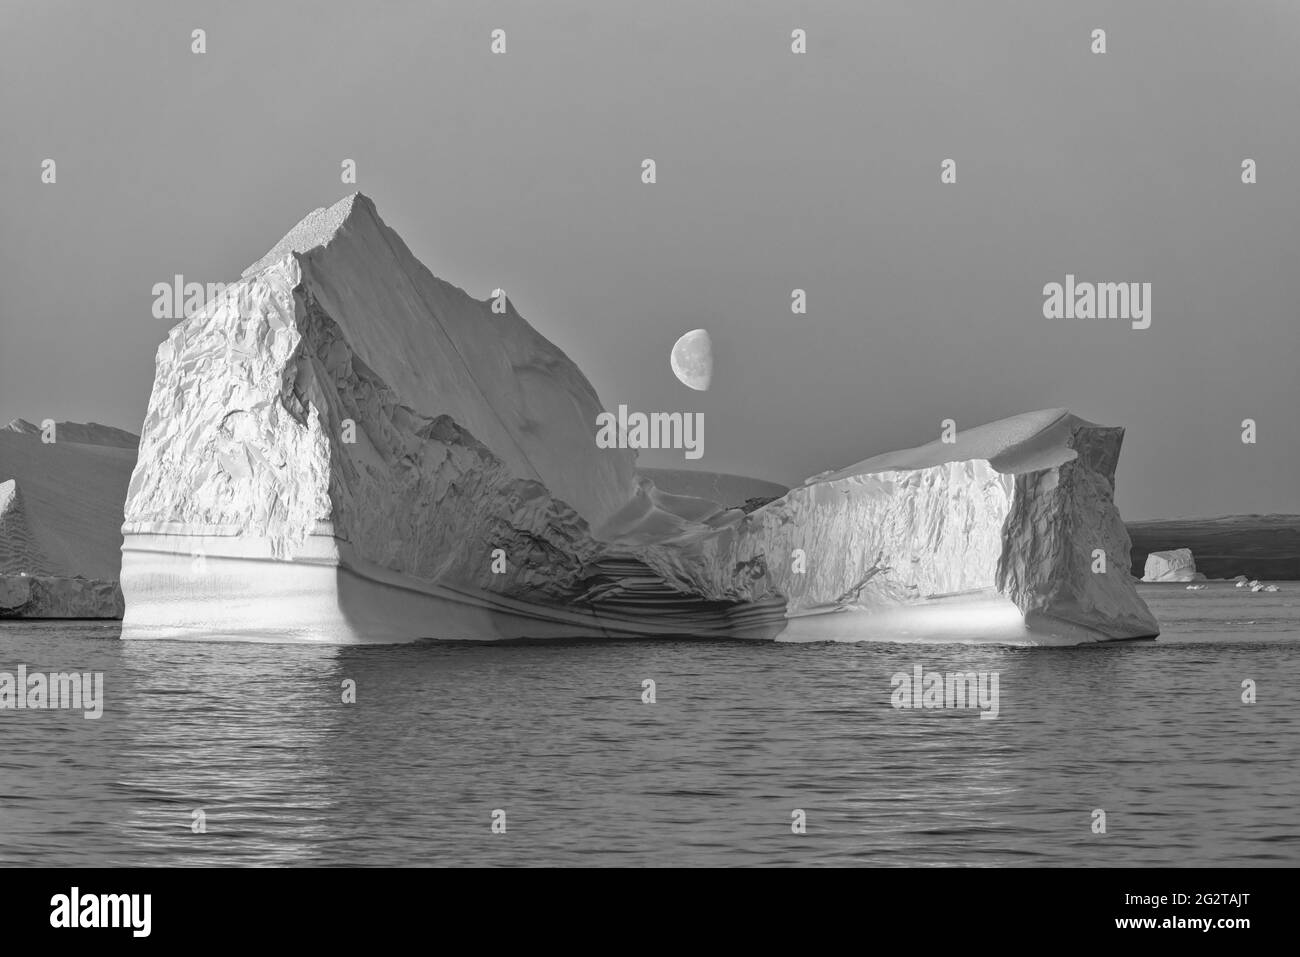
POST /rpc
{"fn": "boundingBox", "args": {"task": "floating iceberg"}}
[1142,548,1202,582]
[0,572,124,619]
[120,194,1158,645]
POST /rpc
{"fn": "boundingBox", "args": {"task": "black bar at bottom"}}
[0,866,1284,944]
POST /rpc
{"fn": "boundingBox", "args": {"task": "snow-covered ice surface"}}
[120,195,1158,645]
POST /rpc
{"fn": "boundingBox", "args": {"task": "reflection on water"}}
[0,583,1296,866]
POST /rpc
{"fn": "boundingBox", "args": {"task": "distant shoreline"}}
[1127,516,1300,581]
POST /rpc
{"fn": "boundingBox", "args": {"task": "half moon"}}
[670,329,712,391]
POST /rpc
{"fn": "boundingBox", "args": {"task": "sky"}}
[1,0,1297,520]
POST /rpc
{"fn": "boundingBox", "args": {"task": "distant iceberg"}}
[119,195,1159,645]
[1143,548,1203,582]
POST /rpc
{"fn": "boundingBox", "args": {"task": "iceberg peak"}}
[242,192,377,278]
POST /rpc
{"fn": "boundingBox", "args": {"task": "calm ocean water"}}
[1,582,1296,867]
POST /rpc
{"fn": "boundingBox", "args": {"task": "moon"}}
[670,329,712,391]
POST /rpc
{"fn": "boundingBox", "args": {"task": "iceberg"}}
[0,572,124,619]
[120,194,1158,645]
[1142,548,1201,582]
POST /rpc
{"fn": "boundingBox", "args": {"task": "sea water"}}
[0,582,1296,866]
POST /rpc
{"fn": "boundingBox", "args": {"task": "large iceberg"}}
[120,194,1158,645]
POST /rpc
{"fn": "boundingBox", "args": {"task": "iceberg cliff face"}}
[696,460,1014,612]
[667,409,1157,642]
[994,419,1160,640]
[1141,548,1200,582]
[0,574,124,619]
[121,195,1157,644]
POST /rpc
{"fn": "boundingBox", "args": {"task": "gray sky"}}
[2,0,1297,519]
